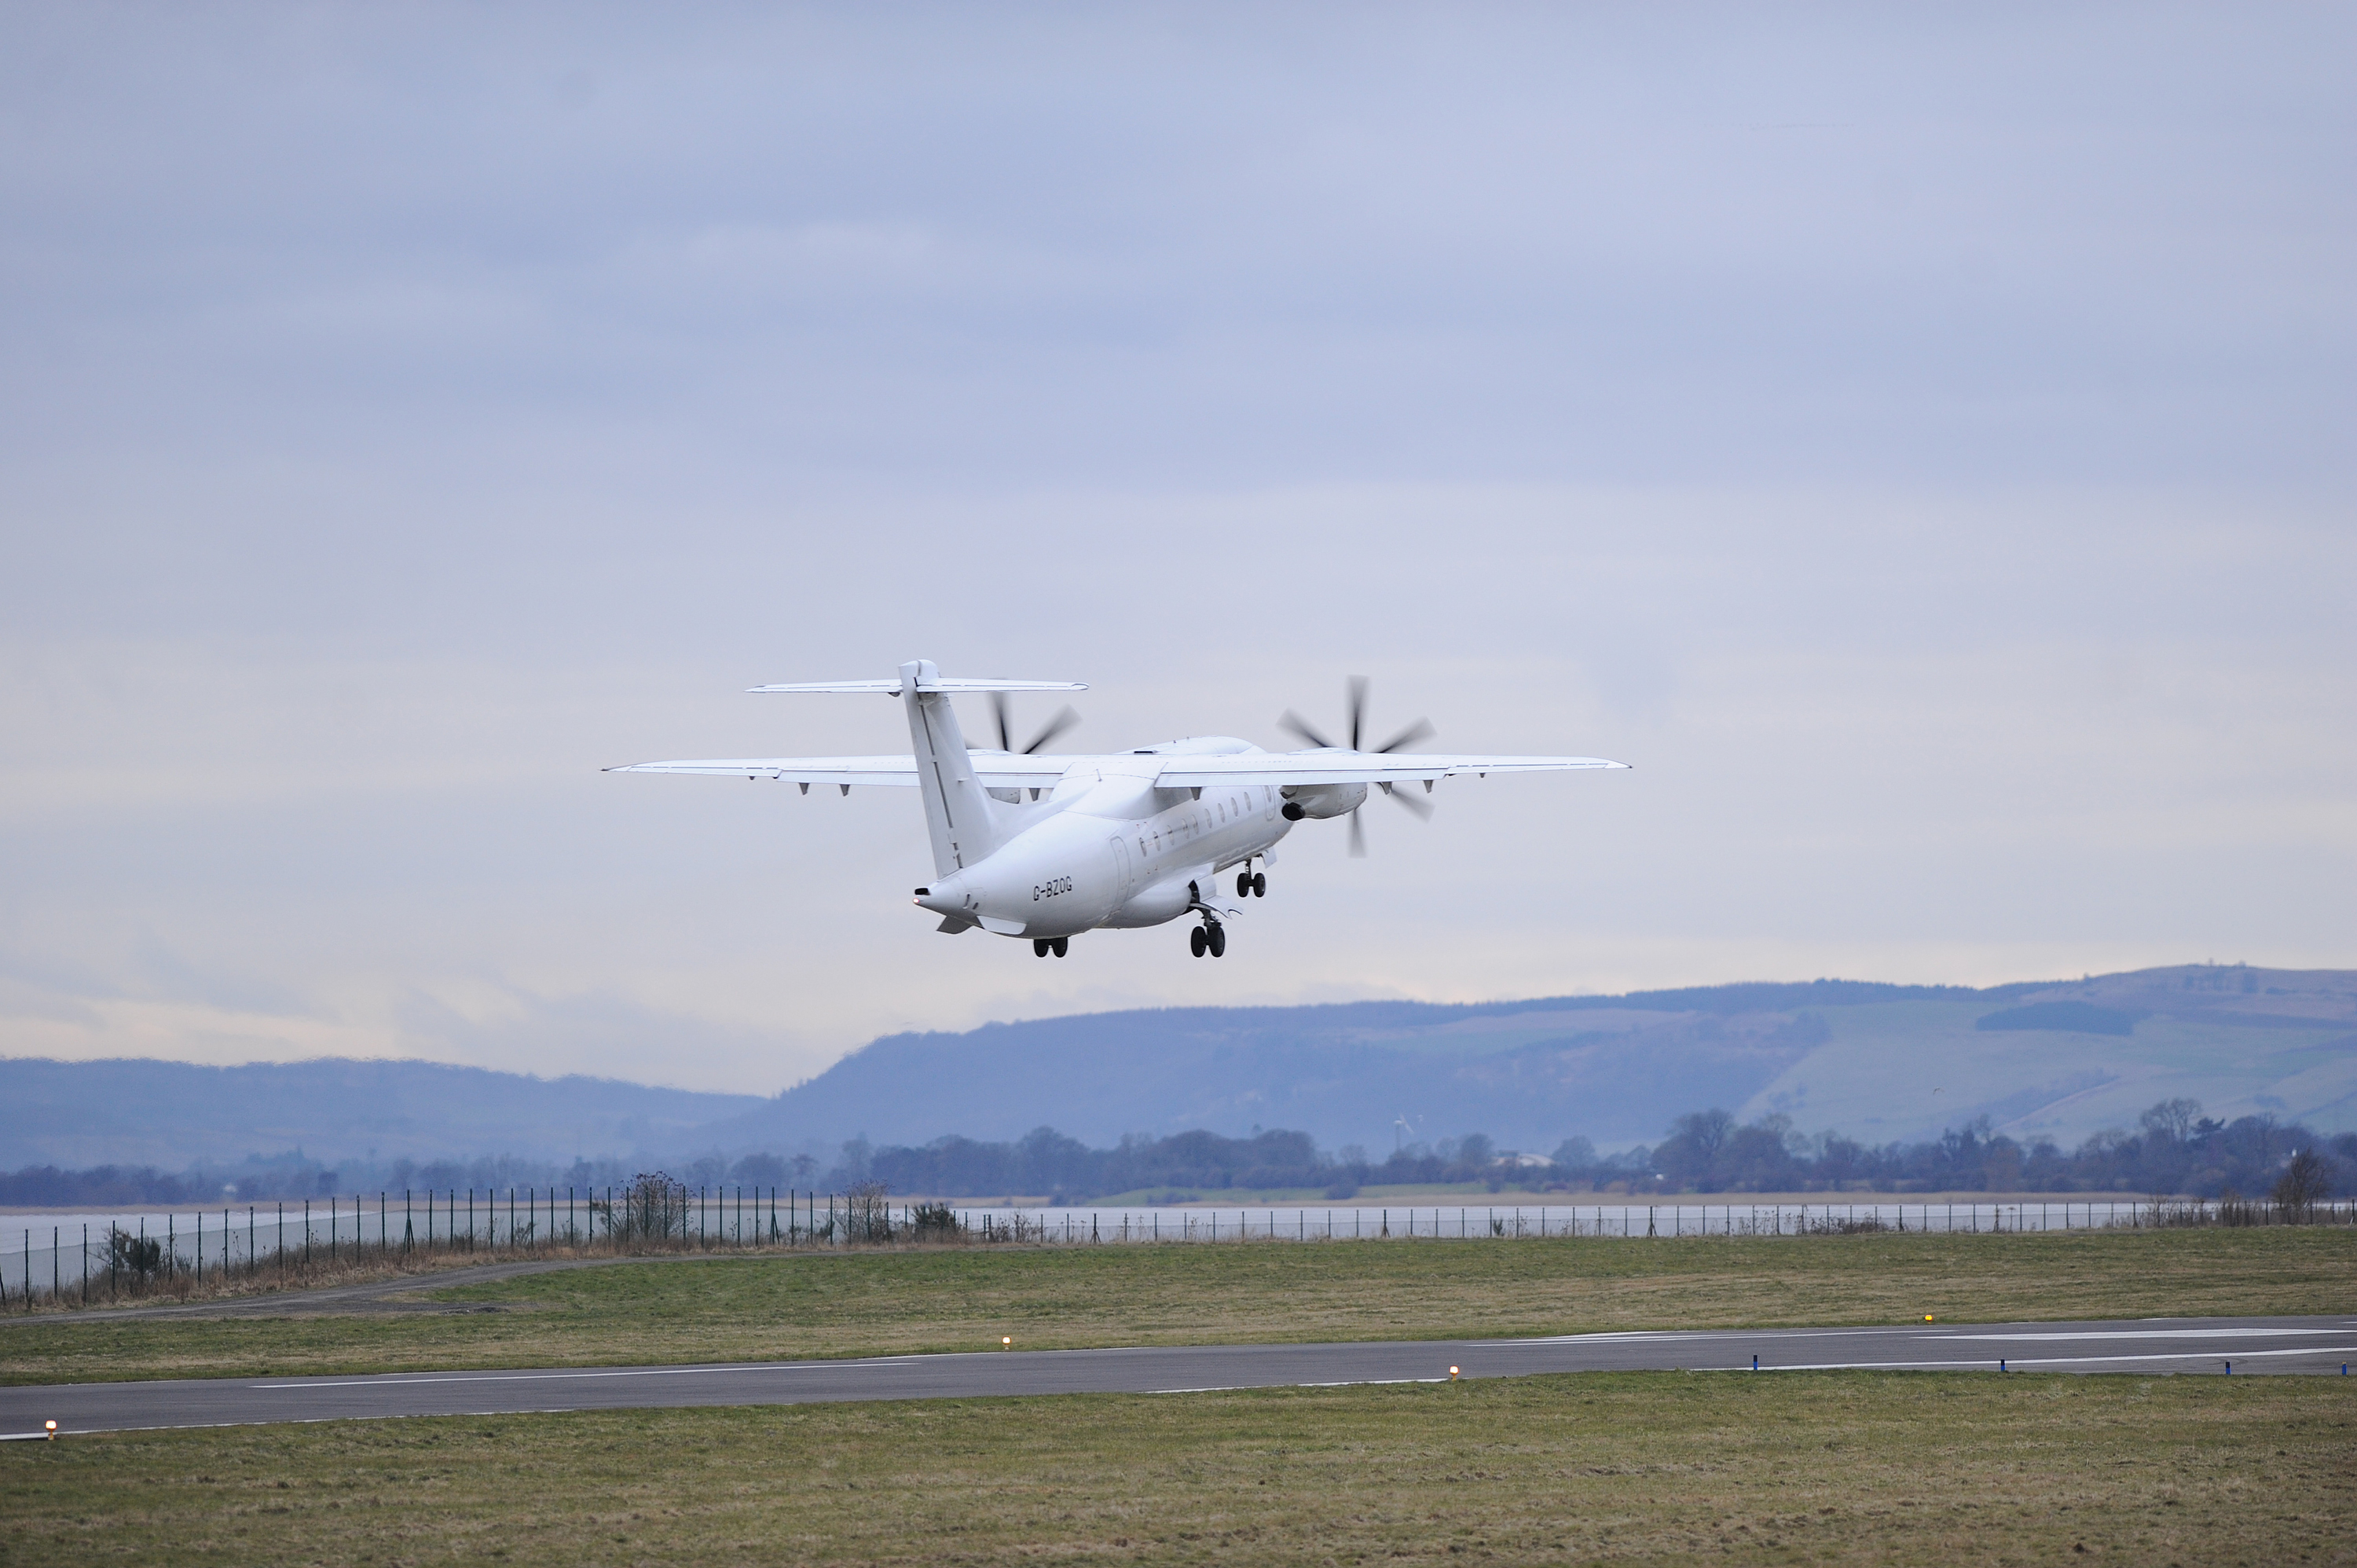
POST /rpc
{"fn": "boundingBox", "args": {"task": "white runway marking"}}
[1149,1378,1446,1394]
[1769,1344,2357,1371]
[1941,1328,2351,1342]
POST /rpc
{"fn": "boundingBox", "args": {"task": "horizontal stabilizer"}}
[750,677,1087,695]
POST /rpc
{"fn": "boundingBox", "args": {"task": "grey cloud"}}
[1,5,2349,1091]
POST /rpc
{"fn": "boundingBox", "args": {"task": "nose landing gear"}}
[1032,937,1071,958]
[1235,862,1267,899]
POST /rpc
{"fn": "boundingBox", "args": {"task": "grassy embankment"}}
[6,1372,2352,1564]
[3,1226,2351,1387]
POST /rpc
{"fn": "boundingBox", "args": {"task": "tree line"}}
[1637,1100,2347,1201]
[830,1099,2351,1202]
[4,1097,2346,1207]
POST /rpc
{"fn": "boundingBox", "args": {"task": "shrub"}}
[108,1225,163,1281]
[910,1203,962,1241]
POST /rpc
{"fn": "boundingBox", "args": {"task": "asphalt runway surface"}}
[6,1317,2352,1437]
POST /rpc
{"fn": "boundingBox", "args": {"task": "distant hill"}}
[694,964,2357,1156]
[0,1057,763,1171]
[6,965,2351,1172]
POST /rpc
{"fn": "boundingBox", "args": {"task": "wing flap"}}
[604,756,919,785]
[1153,753,1628,788]
[605,753,1092,788]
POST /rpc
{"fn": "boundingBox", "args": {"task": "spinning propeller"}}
[989,692,1081,756]
[1278,676,1435,857]
[988,693,1080,799]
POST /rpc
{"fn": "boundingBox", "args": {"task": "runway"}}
[5,1317,2351,1437]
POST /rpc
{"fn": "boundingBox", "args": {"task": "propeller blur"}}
[609,661,1627,960]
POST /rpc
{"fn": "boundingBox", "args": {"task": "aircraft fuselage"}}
[914,742,1310,939]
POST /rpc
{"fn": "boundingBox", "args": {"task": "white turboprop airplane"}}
[610,661,1626,958]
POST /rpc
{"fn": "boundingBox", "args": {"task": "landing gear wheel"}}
[1032,939,1050,958]
[1252,872,1266,898]
[1051,936,1069,958]
[1207,923,1226,958]
[1237,870,1252,898]
[1189,926,1208,958]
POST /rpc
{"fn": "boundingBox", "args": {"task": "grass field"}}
[6,1371,2352,1564]
[4,1227,2352,1387]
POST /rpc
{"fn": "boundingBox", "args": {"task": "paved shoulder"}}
[5,1317,2352,1436]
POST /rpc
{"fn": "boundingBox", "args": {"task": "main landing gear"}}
[1032,937,1069,958]
[1235,868,1266,899]
[1189,921,1226,959]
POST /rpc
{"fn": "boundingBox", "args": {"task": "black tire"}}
[1032,939,1049,958]
[1051,937,1069,958]
[1237,871,1252,898]
[1252,872,1266,898]
[1208,924,1226,958]
[1189,926,1208,958]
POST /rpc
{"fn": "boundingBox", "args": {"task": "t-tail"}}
[903,660,1010,874]
[893,661,1094,876]
[733,660,1087,877]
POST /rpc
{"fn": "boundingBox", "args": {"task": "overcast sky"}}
[4,4,2351,1095]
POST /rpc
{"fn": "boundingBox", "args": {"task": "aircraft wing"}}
[603,754,1087,788]
[1152,753,1629,788]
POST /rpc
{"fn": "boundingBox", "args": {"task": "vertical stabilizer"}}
[900,661,1014,876]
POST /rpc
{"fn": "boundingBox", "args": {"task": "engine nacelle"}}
[1280,782,1367,821]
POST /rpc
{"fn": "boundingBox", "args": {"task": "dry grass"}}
[5,1371,2353,1564]
[3,1226,2352,1388]
[9,1240,606,1316]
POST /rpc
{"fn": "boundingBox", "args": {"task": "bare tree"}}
[2271,1149,2330,1220]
